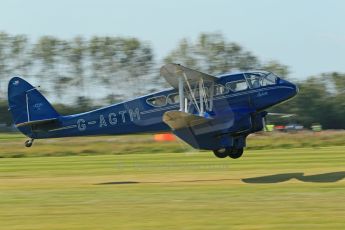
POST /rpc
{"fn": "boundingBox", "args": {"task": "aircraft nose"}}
[294,84,299,94]
[288,82,298,97]
[279,78,298,98]
[290,82,299,97]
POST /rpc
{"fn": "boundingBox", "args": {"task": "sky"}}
[0,0,345,79]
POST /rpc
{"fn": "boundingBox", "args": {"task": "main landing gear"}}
[213,148,244,159]
[25,138,34,148]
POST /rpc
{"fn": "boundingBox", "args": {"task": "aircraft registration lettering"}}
[129,108,140,121]
[99,115,107,127]
[77,119,86,131]
[77,108,140,131]
[109,113,117,125]
[118,111,127,123]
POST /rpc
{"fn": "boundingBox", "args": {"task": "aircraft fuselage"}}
[30,72,297,140]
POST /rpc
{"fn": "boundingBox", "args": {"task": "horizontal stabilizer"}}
[163,110,211,130]
[16,118,58,127]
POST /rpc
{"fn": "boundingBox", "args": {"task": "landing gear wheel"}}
[213,148,228,158]
[25,139,34,148]
[228,148,243,159]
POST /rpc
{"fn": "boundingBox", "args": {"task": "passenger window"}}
[226,80,248,92]
[146,95,167,107]
[167,93,180,104]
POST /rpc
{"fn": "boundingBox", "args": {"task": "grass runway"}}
[0,138,345,229]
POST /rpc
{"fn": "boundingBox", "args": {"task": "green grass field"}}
[0,133,345,229]
[0,131,344,158]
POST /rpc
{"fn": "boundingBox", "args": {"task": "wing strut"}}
[161,63,217,117]
[178,72,214,116]
[199,80,204,115]
[183,72,201,114]
[178,76,184,112]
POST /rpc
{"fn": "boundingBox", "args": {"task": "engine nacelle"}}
[250,112,266,133]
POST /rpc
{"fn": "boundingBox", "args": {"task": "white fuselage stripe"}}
[140,86,293,115]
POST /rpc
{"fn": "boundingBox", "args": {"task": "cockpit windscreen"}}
[245,72,278,88]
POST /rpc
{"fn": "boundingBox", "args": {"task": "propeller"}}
[267,113,296,118]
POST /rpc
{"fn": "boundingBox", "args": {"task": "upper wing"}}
[160,63,217,89]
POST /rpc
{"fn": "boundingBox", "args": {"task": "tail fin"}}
[8,77,60,136]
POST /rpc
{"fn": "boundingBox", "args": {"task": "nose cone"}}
[279,78,298,99]
[294,84,299,94]
[289,82,299,97]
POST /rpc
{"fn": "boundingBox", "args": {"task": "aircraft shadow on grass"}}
[97,178,238,185]
[96,172,345,185]
[242,171,345,184]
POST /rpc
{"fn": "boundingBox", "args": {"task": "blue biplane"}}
[8,63,298,159]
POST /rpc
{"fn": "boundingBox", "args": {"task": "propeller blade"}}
[267,112,296,118]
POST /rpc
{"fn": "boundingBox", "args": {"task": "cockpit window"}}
[261,73,277,86]
[245,73,262,89]
[146,95,167,107]
[226,80,248,92]
[245,72,278,88]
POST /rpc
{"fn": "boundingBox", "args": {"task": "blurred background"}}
[0,1,345,229]
[0,0,344,131]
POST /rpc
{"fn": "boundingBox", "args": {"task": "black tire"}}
[228,148,243,159]
[25,140,32,148]
[213,148,228,158]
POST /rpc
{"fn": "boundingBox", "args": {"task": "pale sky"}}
[1,0,345,79]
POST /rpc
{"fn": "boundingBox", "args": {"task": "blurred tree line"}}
[0,32,344,129]
[269,72,345,129]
